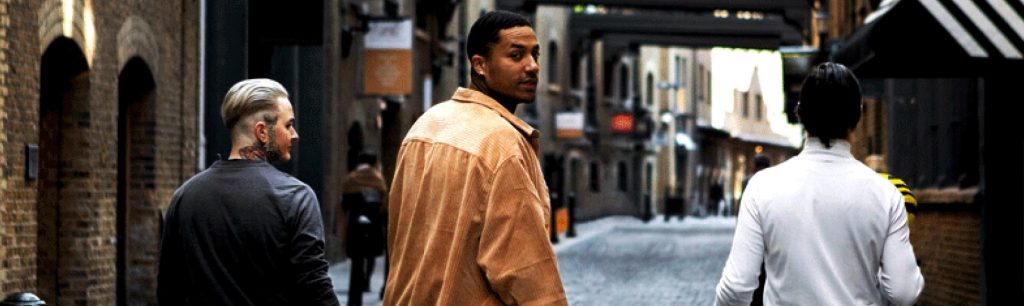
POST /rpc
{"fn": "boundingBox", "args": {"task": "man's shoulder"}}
[405,100,523,159]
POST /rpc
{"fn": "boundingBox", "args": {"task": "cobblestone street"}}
[329,216,736,305]
[555,216,736,305]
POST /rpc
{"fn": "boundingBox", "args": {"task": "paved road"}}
[556,217,736,306]
[329,216,737,305]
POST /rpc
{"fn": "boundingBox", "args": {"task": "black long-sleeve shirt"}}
[158,160,339,306]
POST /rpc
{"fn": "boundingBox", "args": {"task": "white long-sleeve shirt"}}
[716,138,924,306]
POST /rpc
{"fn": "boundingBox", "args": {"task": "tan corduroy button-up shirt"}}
[384,88,567,306]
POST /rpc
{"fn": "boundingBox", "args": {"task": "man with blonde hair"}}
[158,78,340,305]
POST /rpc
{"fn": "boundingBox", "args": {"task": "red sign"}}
[611,113,634,134]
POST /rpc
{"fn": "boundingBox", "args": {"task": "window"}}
[645,72,654,107]
[697,64,706,99]
[617,162,628,191]
[590,162,600,192]
[677,56,687,88]
[570,51,582,88]
[742,94,749,118]
[619,64,629,101]
[756,95,763,120]
[548,42,559,85]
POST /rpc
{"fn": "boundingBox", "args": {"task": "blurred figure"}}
[865,154,918,226]
[340,151,388,306]
[715,63,924,306]
[709,176,725,216]
[739,154,771,207]
[384,10,567,306]
[158,79,339,305]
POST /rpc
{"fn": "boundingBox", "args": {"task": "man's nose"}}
[525,55,539,73]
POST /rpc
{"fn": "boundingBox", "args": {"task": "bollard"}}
[0,292,45,306]
[642,193,652,223]
[566,192,577,238]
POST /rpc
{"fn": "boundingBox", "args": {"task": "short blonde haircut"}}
[221,78,289,136]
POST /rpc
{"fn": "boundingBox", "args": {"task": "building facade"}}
[829,0,1024,303]
[0,0,199,305]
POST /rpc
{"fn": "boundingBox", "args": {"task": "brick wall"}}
[910,206,983,306]
[0,0,8,292]
[1,0,197,305]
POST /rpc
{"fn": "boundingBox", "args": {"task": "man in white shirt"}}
[715,62,924,306]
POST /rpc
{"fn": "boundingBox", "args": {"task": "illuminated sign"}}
[611,113,634,134]
[556,112,585,138]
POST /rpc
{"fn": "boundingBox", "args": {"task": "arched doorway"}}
[117,57,157,306]
[37,37,90,305]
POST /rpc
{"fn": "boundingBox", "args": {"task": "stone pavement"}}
[555,216,736,306]
[328,215,737,305]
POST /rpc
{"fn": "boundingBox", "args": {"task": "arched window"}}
[548,41,559,85]
[645,72,654,107]
[590,162,601,192]
[619,64,629,101]
[756,95,764,120]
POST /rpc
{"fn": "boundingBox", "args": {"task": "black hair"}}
[357,151,377,166]
[466,10,532,63]
[797,62,862,148]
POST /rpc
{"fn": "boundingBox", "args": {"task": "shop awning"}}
[833,0,1024,77]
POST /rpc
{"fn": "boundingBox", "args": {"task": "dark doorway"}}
[117,57,158,306]
[347,123,364,171]
[37,37,90,305]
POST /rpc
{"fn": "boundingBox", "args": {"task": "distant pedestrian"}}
[715,63,924,306]
[709,178,724,216]
[158,78,339,306]
[384,10,567,306]
[340,151,388,306]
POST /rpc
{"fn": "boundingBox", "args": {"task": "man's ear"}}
[471,54,487,77]
[253,120,269,143]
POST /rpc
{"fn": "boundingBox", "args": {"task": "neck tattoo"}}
[238,145,268,161]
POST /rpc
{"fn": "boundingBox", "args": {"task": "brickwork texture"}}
[0,0,198,305]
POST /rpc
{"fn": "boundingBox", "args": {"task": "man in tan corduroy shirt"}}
[384,10,568,306]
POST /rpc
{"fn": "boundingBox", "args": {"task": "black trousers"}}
[347,255,376,306]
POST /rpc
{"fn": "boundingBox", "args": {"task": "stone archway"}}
[117,57,157,306]
[37,36,90,306]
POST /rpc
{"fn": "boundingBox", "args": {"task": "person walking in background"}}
[339,151,388,306]
[738,153,771,206]
[715,63,924,306]
[865,154,918,226]
[384,10,567,306]
[158,79,339,305]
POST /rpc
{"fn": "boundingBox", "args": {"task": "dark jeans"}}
[752,263,766,306]
[347,255,376,306]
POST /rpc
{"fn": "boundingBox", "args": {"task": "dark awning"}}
[833,0,1024,77]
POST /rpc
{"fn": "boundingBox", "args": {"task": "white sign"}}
[555,112,585,138]
[365,20,413,50]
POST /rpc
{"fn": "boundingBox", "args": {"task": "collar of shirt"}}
[451,87,541,149]
[800,137,854,162]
